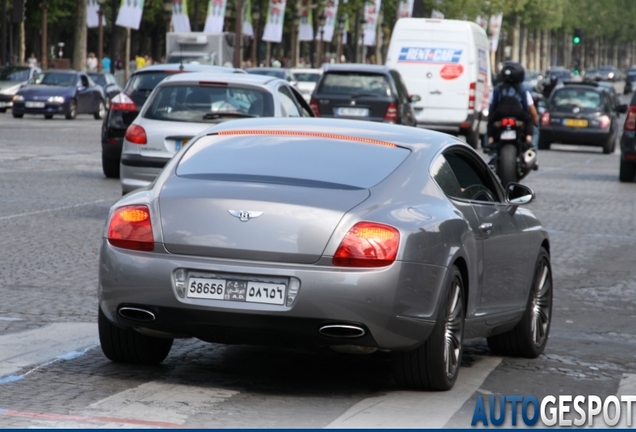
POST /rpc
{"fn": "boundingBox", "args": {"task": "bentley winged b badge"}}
[228,210,263,222]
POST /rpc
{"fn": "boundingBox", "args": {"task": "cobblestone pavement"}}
[1,110,636,428]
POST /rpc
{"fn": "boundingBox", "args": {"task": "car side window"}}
[278,86,301,117]
[433,151,501,203]
[289,86,313,117]
[80,75,89,88]
[390,70,409,103]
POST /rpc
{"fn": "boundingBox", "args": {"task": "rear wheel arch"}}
[452,256,469,311]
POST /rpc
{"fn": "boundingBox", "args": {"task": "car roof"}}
[560,82,605,93]
[132,64,240,75]
[157,71,284,87]
[290,68,322,73]
[246,67,289,72]
[322,63,392,74]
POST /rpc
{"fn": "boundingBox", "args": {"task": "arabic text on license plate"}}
[564,119,588,128]
[25,101,45,108]
[500,130,517,140]
[187,277,286,305]
[175,139,190,151]
[336,107,369,117]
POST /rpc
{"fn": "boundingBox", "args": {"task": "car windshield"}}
[0,67,30,81]
[551,89,603,111]
[247,69,287,80]
[177,135,410,189]
[318,72,391,97]
[294,72,320,83]
[88,73,107,86]
[30,72,76,86]
[144,84,275,122]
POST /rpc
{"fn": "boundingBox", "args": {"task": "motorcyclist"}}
[487,62,539,151]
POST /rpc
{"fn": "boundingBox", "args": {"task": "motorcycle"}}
[487,117,538,187]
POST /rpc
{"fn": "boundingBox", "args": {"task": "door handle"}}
[479,223,493,234]
[430,90,442,95]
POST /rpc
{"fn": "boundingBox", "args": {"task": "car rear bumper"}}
[539,126,612,146]
[120,154,169,193]
[98,241,447,351]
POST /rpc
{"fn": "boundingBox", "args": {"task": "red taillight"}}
[333,222,400,267]
[501,118,516,127]
[599,115,611,129]
[468,82,476,110]
[109,93,137,112]
[310,98,320,117]
[107,205,154,251]
[384,102,398,123]
[125,124,147,145]
[541,112,551,126]
[625,106,636,131]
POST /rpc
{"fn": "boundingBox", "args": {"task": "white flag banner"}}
[115,0,145,30]
[431,9,444,19]
[397,0,412,19]
[172,0,191,32]
[262,0,287,43]
[298,1,313,41]
[317,0,338,42]
[243,0,254,37]
[204,0,227,34]
[87,0,106,28]
[361,0,380,46]
[489,13,503,52]
[475,15,488,31]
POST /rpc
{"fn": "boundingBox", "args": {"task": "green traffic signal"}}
[573,36,581,44]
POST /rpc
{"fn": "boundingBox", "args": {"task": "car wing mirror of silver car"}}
[506,183,535,205]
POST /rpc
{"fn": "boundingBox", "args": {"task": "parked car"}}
[0,65,41,113]
[539,82,627,154]
[290,67,322,102]
[88,72,122,105]
[98,117,552,391]
[245,67,297,83]
[619,91,636,181]
[12,70,106,120]
[101,63,242,179]
[120,73,313,194]
[309,64,418,127]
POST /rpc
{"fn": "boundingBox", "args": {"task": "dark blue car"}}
[12,70,106,120]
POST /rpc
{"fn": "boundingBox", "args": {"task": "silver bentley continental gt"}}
[98,118,553,391]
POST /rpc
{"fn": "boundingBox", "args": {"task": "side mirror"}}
[409,94,422,103]
[506,183,534,205]
[618,104,628,114]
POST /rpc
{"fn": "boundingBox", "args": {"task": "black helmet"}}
[500,61,525,84]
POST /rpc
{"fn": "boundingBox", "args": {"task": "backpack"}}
[491,83,529,123]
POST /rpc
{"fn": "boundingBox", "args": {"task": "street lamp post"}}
[336,16,344,63]
[251,4,260,67]
[97,0,105,71]
[318,13,326,66]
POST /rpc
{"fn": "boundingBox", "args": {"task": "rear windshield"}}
[551,88,603,111]
[144,84,275,122]
[294,72,320,83]
[176,135,409,189]
[124,71,171,104]
[317,72,391,97]
[88,73,106,86]
[247,69,286,79]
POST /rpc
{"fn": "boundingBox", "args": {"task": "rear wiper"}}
[202,112,256,120]
[350,93,381,98]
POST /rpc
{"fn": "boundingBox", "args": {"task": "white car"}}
[120,72,314,194]
[290,68,322,102]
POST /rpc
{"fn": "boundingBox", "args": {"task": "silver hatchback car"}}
[119,73,313,194]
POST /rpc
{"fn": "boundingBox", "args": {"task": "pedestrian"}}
[114,56,123,70]
[102,55,111,73]
[135,55,146,70]
[26,53,38,68]
[87,52,98,72]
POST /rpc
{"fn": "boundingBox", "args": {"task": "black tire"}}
[102,154,120,178]
[44,114,53,119]
[487,247,552,358]
[392,266,465,391]
[463,127,480,149]
[0,108,6,113]
[94,100,106,120]
[12,112,23,118]
[65,100,77,120]
[538,137,551,150]
[602,134,616,155]
[98,307,173,364]
[619,160,636,182]
[497,144,518,187]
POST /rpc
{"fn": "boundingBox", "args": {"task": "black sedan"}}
[12,70,106,120]
[539,82,626,154]
[88,72,122,105]
[309,64,418,127]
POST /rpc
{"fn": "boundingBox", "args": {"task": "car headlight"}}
[47,96,65,104]
[12,94,24,102]
[608,73,615,79]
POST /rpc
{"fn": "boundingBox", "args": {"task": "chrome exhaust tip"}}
[118,307,156,323]
[319,324,366,338]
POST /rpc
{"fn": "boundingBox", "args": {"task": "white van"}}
[386,18,491,148]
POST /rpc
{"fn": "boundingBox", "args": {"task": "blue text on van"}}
[398,47,463,63]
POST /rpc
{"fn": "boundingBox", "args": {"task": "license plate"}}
[175,139,190,151]
[335,107,369,117]
[500,130,517,140]
[563,119,588,128]
[187,277,286,305]
[25,101,45,108]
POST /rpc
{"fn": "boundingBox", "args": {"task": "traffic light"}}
[573,27,584,45]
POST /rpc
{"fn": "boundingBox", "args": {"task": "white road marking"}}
[326,356,502,428]
[0,322,98,379]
